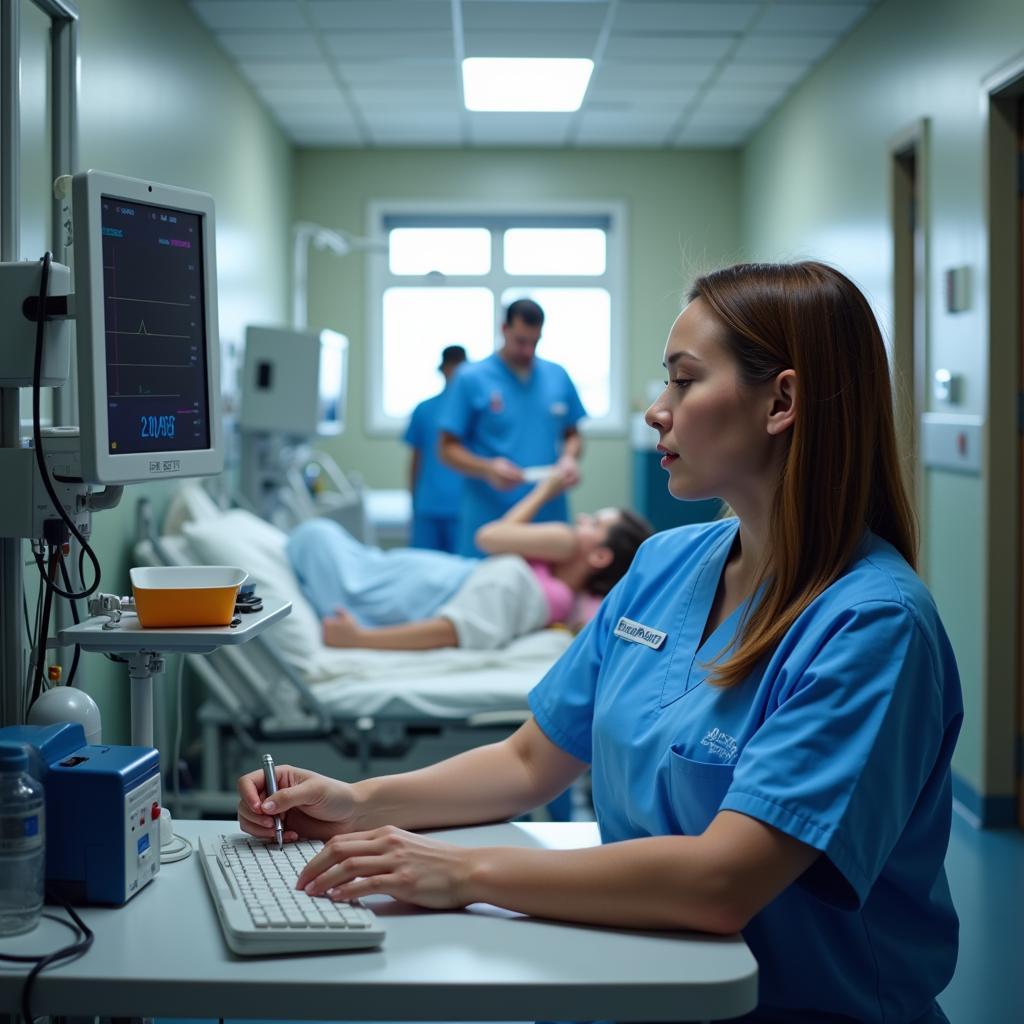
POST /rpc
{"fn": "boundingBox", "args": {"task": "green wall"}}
[296,148,741,518]
[16,0,294,742]
[740,0,1024,805]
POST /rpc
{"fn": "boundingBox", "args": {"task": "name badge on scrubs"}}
[550,401,568,416]
[613,616,667,650]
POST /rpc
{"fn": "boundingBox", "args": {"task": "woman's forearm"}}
[351,730,574,832]
[464,836,739,934]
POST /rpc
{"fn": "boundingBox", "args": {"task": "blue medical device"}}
[0,722,161,905]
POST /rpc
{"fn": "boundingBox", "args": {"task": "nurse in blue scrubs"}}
[438,298,588,557]
[238,262,963,1024]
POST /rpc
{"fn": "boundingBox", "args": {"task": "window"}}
[366,203,626,435]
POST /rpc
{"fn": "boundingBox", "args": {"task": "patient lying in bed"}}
[287,471,652,652]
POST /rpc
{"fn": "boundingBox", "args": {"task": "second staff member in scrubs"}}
[238,261,963,1024]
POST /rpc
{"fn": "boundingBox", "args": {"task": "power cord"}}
[30,251,103,601]
[0,891,94,1024]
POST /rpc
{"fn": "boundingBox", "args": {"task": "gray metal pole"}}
[1,0,25,728]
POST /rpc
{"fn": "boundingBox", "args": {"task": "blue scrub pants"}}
[410,512,459,554]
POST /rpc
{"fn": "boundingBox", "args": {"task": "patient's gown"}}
[286,517,476,626]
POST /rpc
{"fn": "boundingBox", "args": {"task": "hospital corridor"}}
[0,1,1023,1022]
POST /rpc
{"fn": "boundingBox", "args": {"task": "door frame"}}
[983,54,1024,828]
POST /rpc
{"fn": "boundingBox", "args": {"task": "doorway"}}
[890,121,929,579]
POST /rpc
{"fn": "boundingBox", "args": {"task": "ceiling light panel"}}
[463,58,594,112]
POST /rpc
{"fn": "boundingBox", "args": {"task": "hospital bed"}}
[133,484,574,816]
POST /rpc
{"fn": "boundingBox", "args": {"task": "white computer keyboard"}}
[198,833,386,955]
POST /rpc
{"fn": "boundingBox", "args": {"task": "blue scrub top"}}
[404,390,463,518]
[529,518,963,1024]
[438,352,586,555]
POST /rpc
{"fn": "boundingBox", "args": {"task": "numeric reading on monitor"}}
[101,198,211,456]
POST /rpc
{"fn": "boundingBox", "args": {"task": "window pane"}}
[382,288,494,419]
[389,228,491,276]
[503,228,606,276]
[501,287,610,418]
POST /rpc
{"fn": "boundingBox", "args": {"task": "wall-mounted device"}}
[0,723,160,905]
[239,325,348,438]
[932,368,961,404]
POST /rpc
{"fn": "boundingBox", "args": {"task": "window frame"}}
[365,199,628,437]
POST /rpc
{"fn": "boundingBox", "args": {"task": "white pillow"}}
[181,509,338,680]
[162,482,223,536]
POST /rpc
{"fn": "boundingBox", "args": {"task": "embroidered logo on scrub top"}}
[613,616,667,650]
[489,390,504,413]
[700,727,739,763]
[550,401,568,416]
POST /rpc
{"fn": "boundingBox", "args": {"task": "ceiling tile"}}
[614,2,759,33]
[593,62,717,87]
[307,1,451,31]
[585,83,701,108]
[732,34,839,63]
[687,107,768,130]
[189,1,305,31]
[237,60,336,86]
[713,61,812,87]
[339,62,454,86]
[603,35,735,61]
[468,112,573,144]
[463,30,598,58]
[325,31,454,60]
[254,84,347,108]
[462,1,608,32]
[216,31,321,60]
[352,86,460,111]
[700,84,791,108]
[756,3,871,35]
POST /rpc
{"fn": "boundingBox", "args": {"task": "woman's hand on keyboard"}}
[237,764,358,842]
[295,826,472,910]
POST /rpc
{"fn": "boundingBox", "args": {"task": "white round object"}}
[27,687,103,745]
[160,807,174,847]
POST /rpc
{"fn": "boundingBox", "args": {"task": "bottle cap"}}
[0,743,28,772]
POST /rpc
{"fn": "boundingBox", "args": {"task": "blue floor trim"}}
[951,771,1016,828]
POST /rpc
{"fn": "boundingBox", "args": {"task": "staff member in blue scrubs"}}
[438,298,588,556]
[238,262,963,1024]
[404,344,467,552]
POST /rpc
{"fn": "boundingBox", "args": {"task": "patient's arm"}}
[475,470,577,560]
[323,609,457,650]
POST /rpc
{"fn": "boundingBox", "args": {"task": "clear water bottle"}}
[0,743,45,936]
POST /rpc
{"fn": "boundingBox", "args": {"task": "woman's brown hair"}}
[585,509,655,597]
[689,261,918,688]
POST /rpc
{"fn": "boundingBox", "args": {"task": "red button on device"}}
[151,801,161,820]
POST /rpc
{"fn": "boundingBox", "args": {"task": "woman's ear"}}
[587,546,614,571]
[766,368,797,436]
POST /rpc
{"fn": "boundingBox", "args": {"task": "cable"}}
[173,652,185,810]
[58,552,82,687]
[0,893,94,1024]
[29,547,59,710]
[30,251,102,600]
[22,586,33,647]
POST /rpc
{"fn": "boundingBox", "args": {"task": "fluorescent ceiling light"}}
[462,58,594,112]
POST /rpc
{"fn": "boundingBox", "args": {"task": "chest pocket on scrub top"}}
[667,746,736,836]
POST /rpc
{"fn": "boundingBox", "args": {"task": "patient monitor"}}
[71,171,223,484]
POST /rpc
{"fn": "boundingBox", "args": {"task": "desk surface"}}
[0,820,757,1021]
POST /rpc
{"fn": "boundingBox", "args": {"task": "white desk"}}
[0,820,757,1021]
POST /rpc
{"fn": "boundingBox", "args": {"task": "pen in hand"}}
[262,753,284,850]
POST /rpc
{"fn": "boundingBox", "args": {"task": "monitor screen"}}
[100,196,211,456]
